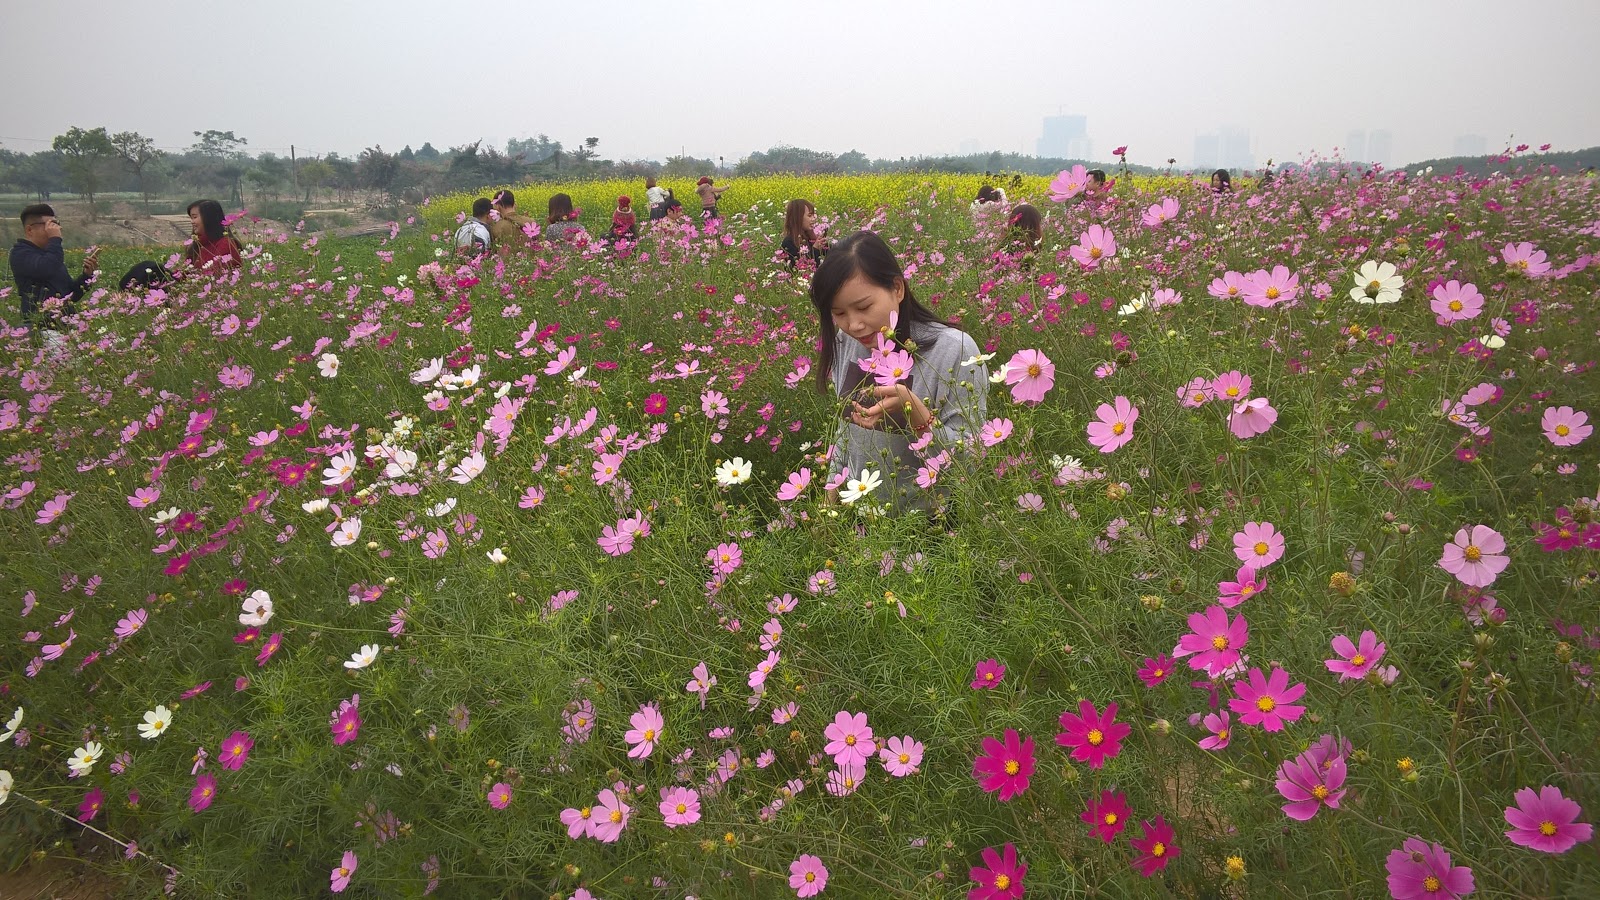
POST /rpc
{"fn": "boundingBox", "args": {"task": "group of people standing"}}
[452,175,743,256]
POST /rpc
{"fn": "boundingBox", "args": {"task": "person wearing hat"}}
[610,196,638,242]
[696,176,728,220]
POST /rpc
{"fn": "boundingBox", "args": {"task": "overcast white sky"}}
[3,0,1596,168]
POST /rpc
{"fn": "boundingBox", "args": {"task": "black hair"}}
[1087,169,1107,184]
[975,185,998,203]
[493,190,515,207]
[547,193,574,224]
[1005,204,1043,251]
[20,203,55,226]
[810,230,951,395]
[187,199,227,242]
[1211,169,1233,192]
[472,197,493,218]
[663,197,683,213]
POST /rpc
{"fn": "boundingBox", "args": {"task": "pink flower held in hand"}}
[1326,631,1386,681]
[1003,349,1055,404]
[1228,396,1278,438]
[823,710,875,768]
[1229,666,1308,732]
[488,782,513,809]
[1385,838,1474,899]
[1438,524,1509,588]
[1541,406,1591,447]
[1233,521,1285,568]
[330,850,358,893]
[789,855,829,898]
[625,703,664,759]
[1277,749,1346,820]
[1086,396,1138,453]
[971,658,1006,689]
[1071,224,1118,269]
[1504,785,1593,853]
[659,785,701,827]
[1430,280,1484,324]
[1173,605,1249,677]
[879,735,924,776]
[1055,700,1131,769]
[972,728,1035,801]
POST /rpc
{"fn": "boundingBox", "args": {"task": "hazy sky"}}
[4,0,1597,168]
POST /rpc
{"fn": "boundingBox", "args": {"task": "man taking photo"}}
[10,204,99,328]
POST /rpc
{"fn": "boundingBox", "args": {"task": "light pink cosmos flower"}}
[1228,666,1307,732]
[1211,370,1251,403]
[1541,407,1591,447]
[127,487,160,509]
[330,850,358,893]
[114,609,148,639]
[1173,605,1249,677]
[1070,224,1117,269]
[591,452,623,486]
[874,348,914,387]
[1217,566,1265,608]
[748,650,780,690]
[879,735,924,776]
[1208,271,1249,301]
[34,492,72,525]
[823,710,875,768]
[1141,197,1180,228]
[1385,838,1474,899]
[776,467,812,502]
[1504,785,1593,853]
[1048,164,1089,201]
[1277,748,1346,820]
[1438,525,1509,588]
[1430,280,1484,324]
[706,542,742,575]
[1003,349,1055,405]
[1177,377,1211,407]
[686,662,716,708]
[1198,710,1231,751]
[789,855,829,898]
[1087,396,1138,453]
[825,761,866,796]
[1325,631,1386,681]
[591,789,630,843]
[560,804,596,839]
[660,785,701,827]
[1228,397,1278,439]
[1501,241,1551,276]
[488,782,513,809]
[625,703,664,759]
[1242,265,1299,308]
[979,417,1014,447]
[1233,521,1285,568]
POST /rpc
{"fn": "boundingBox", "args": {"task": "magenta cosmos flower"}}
[659,785,701,827]
[789,855,829,898]
[823,711,875,768]
[643,392,669,415]
[1055,700,1131,769]
[1276,748,1347,820]
[1430,280,1484,324]
[1198,710,1231,751]
[218,731,253,771]
[1173,605,1249,677]
[968,842,1026,900]
[1228,396,1278,439]
[1541,406,1592,447]
[1217,565,1266,608]
[1229,666,1308,732]
[972,728,1035,801]
[1325,631,1386,681]
[488,782,513,810]
[625,702,664,759]
[330,695,361,745]
[1071,224,1117,269]
[1504,785,1593,853]
[189,772,218,813]
[1437,525,1509,588]
[330,850,358,893]
[77,786,105,822]
[1385,838,1474,899]
[1138,654,1175,687]
[591,788,630,843]
[1003,349,1055,405]
[1130,816,1180,876]
[1086,396,1138,453]
[1233,521,1285,568]
[1081,790,1132,843]
[971,658,1006,690]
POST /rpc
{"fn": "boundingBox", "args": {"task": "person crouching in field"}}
[184,199,243,273]
[812,230,988,515]
[646,177,670,221]
[609,196,638,242]
[9,204,98,332]
[996,203,1043,270]
[779,199,828,269]
[454,198,493,255]
[544,194,587,243]
[488,190,535,250]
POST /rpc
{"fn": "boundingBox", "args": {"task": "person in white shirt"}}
[646,177,670,221]
[453,198,493,255]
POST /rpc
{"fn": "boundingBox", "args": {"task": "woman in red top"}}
[185,199,243,271]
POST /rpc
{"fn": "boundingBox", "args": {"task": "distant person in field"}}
[655,198,689,230]
[998,203,1043,262]
[184,199,244,272]
[696,176,728,219]
[972,184,1007,207]
[780,199,828,268]
[453,198,493,254]
[1211,169,1233,193]
[1086,169,1110,197]
[811,230,988,515]
[488,190,534,249]
[11,203,99,329]
[609,195,638,242]
[544,193,587,242]
[646,177,671,221]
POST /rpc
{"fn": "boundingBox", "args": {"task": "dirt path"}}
[0,857,126,899]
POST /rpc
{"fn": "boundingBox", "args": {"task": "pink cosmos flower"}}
[560,804,596,839]
[879,735,924,776]
[218,731,253,770]
[1177,376,1212,407]
[1141,197,1180,228]
[1086,396,1138,453]
[597,518,638,556]
[77,786,105,822]
[776,467,812,502]
[34,492,72,525]
[1071,224,1117,269]
[1003,349,1055,405]
[330,850,358,893]
[823,710,875,768]
[1173,605,1249,677]
[706,542,742,575]
[591,789,630,843]
[972,728,1035,801]
[1242,265,1300,308]
[330,694,361,745]
[971,658,1006,689]
[701,389,729,418]
[1437,524,1510,588]
[189,772,218,813]
[1504,785,1593,853]
[1055,700,1131,769]
[1130,816,1180,876]
[748,650,780,690]
[789,855,829,898]
[825,761,866,796]
[968,842,1026,900]
[1211,370,1251,403]
[1082,790,1132,842]
[1325,631,1386,681]
[1217,565,1266,607]
[874,348,914,387]
[592,452,624,486]
[1430,280,1484,324]
[686,662,716,709]
[1541,407,1591,447]
[1385,838,1474,899]
[127,486,160,508]
[1229,666,1308,732]
[1233,521,1285,568]
[488,782,513,809]
[562,699,596,744]
[1138,654,1175,687]
[1277,749,1346,820]
[1501,241,1551,276]
[1198,710,1232,751]
[1048,165,1089,201]
[979,417,1014,447]
[1228,396,1278,439]
[643,392,669,415]
[1208,271,1249,301]
[114,609,148,639]
[659,785,701,827]
[625,703,664,759]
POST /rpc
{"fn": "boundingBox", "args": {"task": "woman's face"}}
[189,207,202,234]
[830,272,902,347]
[666,207,684,221]
[802,207,817,230]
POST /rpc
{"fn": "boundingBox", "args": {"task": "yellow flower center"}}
[994,875,1011,890]
[579,807,592,819]
[898,753,911,764]
[1463,545,1482,562]
[1192,392,1206,402]
[231,746,243,756]
[609,810,623,823]
[1089,247,1103,259]
[1516,259,1529,270]
[1027,363,1042,377]
[1540,821,1558,836]
[676,803,687,814]
[1216,729,1229,740]
[843,775,855,788]
[1559,528,1573,539]
[1152,842,1167,857]
[1111,422,1126,435]
[1227,286,1240,296]
[1312,784,1329,800]
[575,717,587,728]
[1211,635,1229,651]
[1449,300,1463,312]
[1240,585,1255,596]
[1225,386,1240,397]
[338,867,349,877]
[1368,279,1382,291]
[1087,729,1104,746]
[1256,696,1276,713]
[844,735,856,746]
[1423,875,1442,892]
[1253,541,1269,556]
[1004,759,1020,776]
[1555,424,1570,436]
[1104,812,1118,825]
[806,873,816,883]
[1152,668,1164,678]
[153,720,165,731]
[1351,654,1366,667]
[1265,286,1280,300]
[643,729,656,741]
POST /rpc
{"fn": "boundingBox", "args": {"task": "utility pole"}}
[291,144,299,196]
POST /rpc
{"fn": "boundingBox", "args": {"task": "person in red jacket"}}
[184,199,244,272]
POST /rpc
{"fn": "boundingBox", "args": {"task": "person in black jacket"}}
[9,204,98,327]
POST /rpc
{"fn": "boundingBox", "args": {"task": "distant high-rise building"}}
[1368,130,1393,166]
[1038,114,1091,160]
[1220,126,1254,171]
[1346,130,1368,163]
[1193,133,1220,171]
[959,139,981,156]
[1453,134,1488,157]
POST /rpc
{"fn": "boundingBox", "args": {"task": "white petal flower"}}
[240,590,274,627]
[1478,334,1506,349]
[1,707,22,743]
[344,644,381,670]
[486,547,508,564]
[301,497,330,514]
[137,705,173,740]
[318,352,341,378]
[68,741,104,775]
[410,357,444,384]
[322,450,358,487]
[714,457,752,486]
[330,517,363,547]
[961,351,997,367]
[384,449,419,479]
[426,498,458,518]
[150,506,182,525]
[1348,260,1403,304]
[989,363,1010,384]
[0,769,12,806]
[450,452,486,485]
[839,468,883,504]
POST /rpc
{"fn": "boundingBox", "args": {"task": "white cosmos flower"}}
[567,366,588,383]
[345,644,381,670]
[137,705,173,740]
[384,449,419,479]
[330,517,363,547]
[839,468,883,504]
[421,389,444,404]
[444,365,481,392]
[322,450,357,487]
[301,497,330,514]
[150,506,182,525]
[450,452,487,485]
[989,363,1010,384]
[1348,260,1404,304]
[1478,334,1506,349]
[715,457,752,486]
[0,769,12,806]
[961,351,996,367]
[1,707,22,742]
[425,498,458,518]
[240,590,274,627]
[1117,293,1150,316]
[68,741,104,775]
[493,381,512,399]
[486,547,508,564]
[318,352,341,378]
[410,357,444,384]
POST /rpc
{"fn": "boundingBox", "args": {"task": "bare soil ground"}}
[0,856,127,900]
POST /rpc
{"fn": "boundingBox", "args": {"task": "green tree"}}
[296,159,335,203]
[51,126,117,219]
[416,142,441,162]
[110,131,161,212]
[189,130,249,160]
[358,145,401,200]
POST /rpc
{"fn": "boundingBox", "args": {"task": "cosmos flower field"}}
[2,162,1598,898]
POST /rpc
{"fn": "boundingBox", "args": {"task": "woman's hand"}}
[849,384,931,432]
